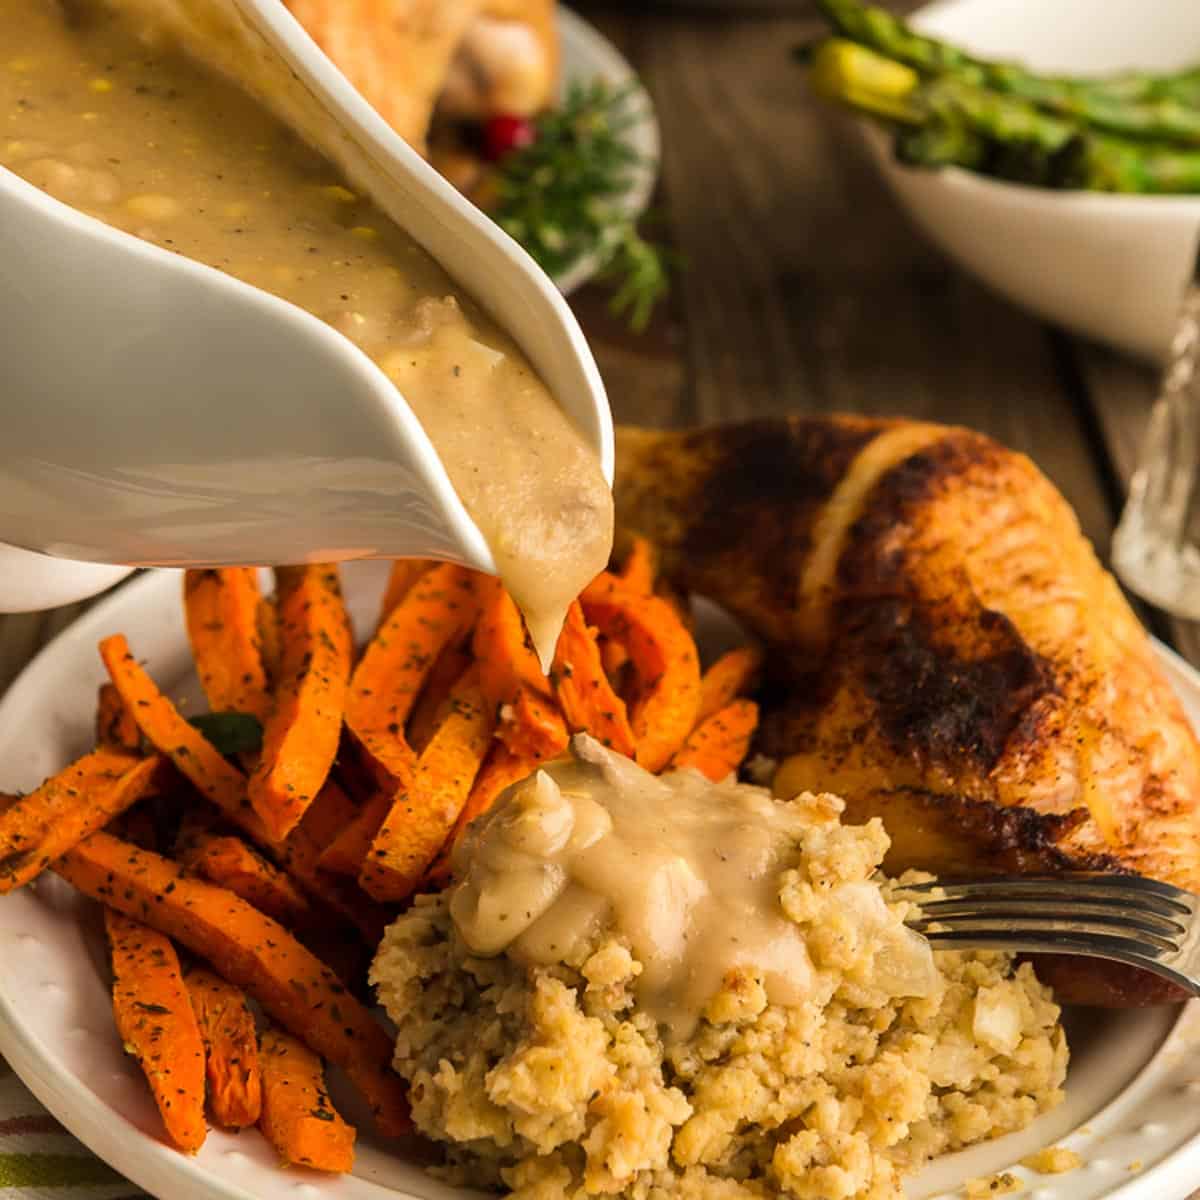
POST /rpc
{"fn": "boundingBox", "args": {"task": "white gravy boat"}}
[0,0,612,611]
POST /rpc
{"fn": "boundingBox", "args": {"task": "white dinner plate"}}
[1,562,1200,1200]
[552,9,660,296]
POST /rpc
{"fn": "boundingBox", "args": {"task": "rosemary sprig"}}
[493,80,670,331]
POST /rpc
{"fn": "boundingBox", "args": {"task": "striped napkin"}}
[0,1061,143,1198]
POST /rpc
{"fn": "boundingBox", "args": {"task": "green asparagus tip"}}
[808,39,924,124]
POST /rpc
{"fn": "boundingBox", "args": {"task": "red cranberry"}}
[484,114,537,162]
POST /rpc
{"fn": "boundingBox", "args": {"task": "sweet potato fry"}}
[257,594,282,687]
[695,645,763,727]
[551,602,637,757]
[316,791,390,878]
[599,635,631,684]
[348,564,482,791]
[183,568,272,722]
[473,583,567,759]
[99,634,273,845]
[105,909,207,1153]
[361,666,492,902]
[582,574,702,771]
[0,749,163,893]
[618,535,656,594]
[670,699,760,781]
[182,834,313,929]
[377,558,433,629]
[58,834,410,1137]
[258,1028,355,1172]
[506,688,571,761]
[474,580,551,704]
[273,782,391,944]
[248,565,352,841]
[407,641,473,755]
[185,966,262,1129]
[96,682,140,751]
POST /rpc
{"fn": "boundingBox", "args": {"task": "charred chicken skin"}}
[614,417,1200,1005]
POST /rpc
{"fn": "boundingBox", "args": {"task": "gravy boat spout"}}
[0,0,612,608]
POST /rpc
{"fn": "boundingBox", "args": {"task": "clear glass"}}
[1113,281,1200,619]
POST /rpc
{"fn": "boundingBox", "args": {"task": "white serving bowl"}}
[863,0,1200,362]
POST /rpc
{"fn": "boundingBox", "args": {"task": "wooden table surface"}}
[0,2,1196,1194]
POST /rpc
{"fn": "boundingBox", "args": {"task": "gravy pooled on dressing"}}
[0,0,612,662]
[450,735,819,1041]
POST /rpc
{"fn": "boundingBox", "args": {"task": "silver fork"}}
[899,874,1200,995]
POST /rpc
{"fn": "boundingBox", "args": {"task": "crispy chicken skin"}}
[615,419,1200,1005]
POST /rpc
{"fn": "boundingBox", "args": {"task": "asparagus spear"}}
[816,0,1200,145]
[810,39,1200,193]
[809,41,1077,152]
[1085,136,1200,193]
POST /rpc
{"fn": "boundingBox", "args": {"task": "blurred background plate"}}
[555,8,660,295]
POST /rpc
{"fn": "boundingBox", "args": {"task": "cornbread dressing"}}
[0,0,613,662]
[373,737,1068,1199]
[450,736,935,1042]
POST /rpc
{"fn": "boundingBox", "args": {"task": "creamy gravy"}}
[450,735,818,1041]
[1,0,612,662]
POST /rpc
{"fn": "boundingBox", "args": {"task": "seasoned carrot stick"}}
[105,909,207,1153]
[361,666,492,902]
[0,750,163,893]
[257,594,282,687]
[377,558,433,630]
[407,642,473,754]
[316,791,390,878]
[670,699,759,782]
[472,582,569,760]
[474,581,552,706]
[551,602,637,757]
[248,566,352,841]
[695,645,763,727]
[259,1028,355,1172]
[582,574,702,771]
[598,633,631,685]
[348,564,482,791]
[182,834,313,929]
[618,535,656,594]
[504,688,571,760]
[58,834,410,1137]
[96,682,140,751]
[183,569,272,722]
[185,966,262,1129]
[425,743,546,886]
[272,782,391,944]
[99,634,272,845]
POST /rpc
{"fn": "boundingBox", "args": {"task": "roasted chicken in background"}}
[615,417,1200,1005]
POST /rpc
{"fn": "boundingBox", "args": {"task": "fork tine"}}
[911,899,1187,940]
[897,875,1194,918]
[910,914,1181,955]
[920,928,1200,994]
